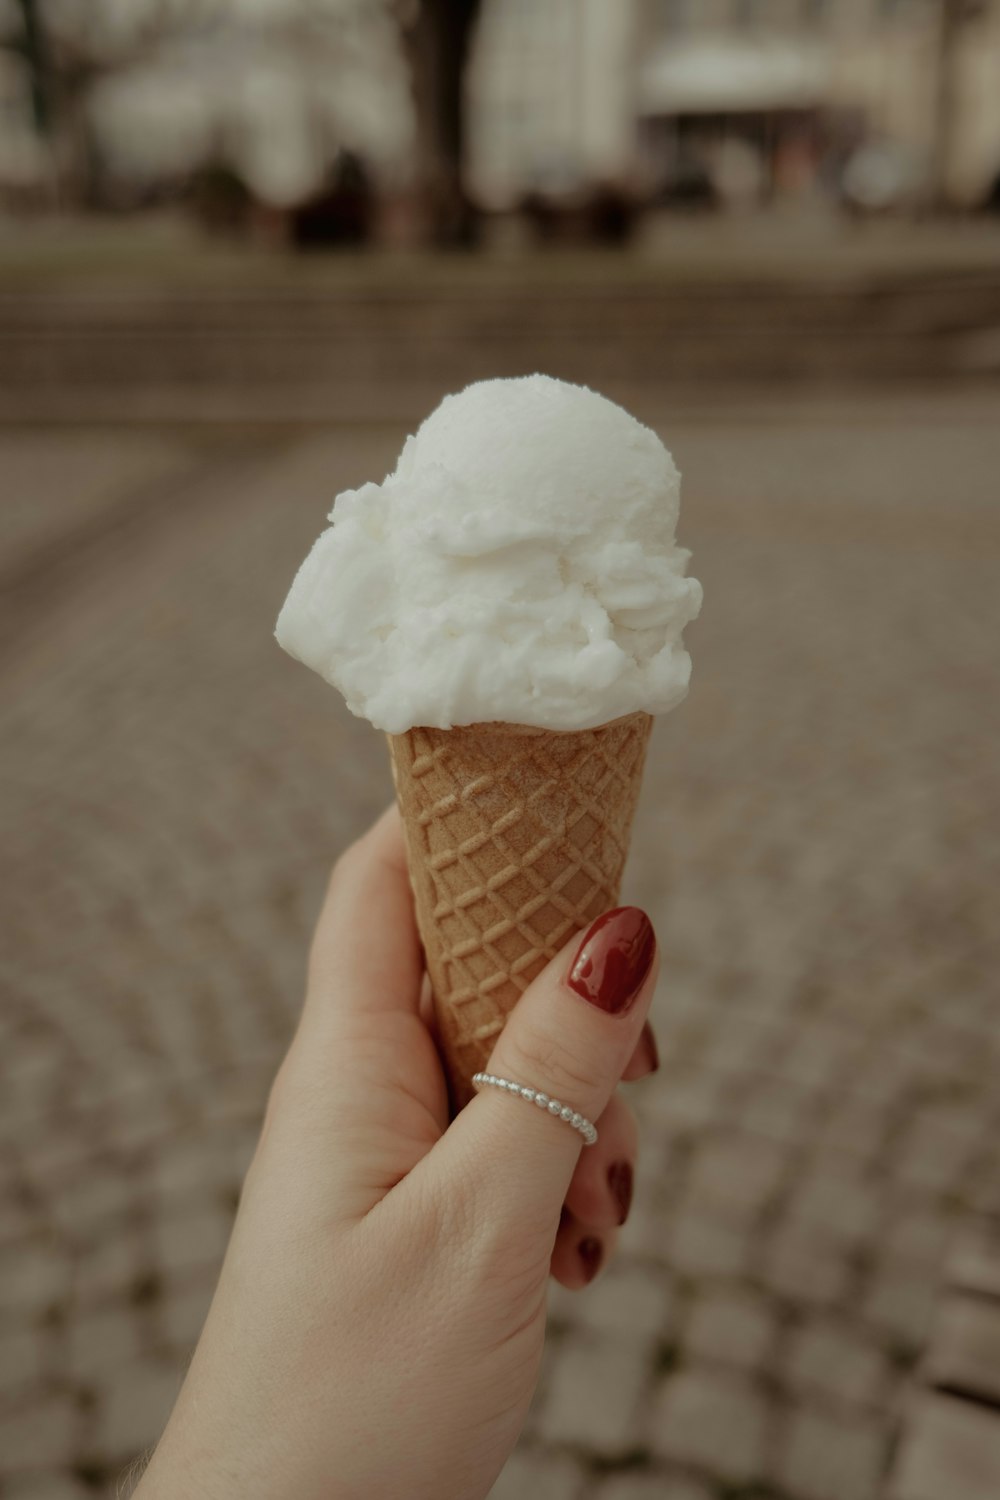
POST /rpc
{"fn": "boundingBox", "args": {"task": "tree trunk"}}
[930,0,967,210]
[404,0,484,247]
[15,0,51,135]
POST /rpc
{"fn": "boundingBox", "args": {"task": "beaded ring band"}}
[471,1072,598,1146]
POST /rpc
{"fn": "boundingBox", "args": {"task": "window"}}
[733,0,761,28]
[650,0,691,35]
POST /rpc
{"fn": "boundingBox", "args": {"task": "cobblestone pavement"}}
[2,392,999,1499]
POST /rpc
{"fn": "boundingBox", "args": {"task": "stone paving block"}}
[0,1396,80,1473]
[4,1477,94,1500]
[696,1011,788,1078]
[888,1033,986,1098]
[226,1122,259,1186]
[0,1240,68,1320]
[651,977,710,1033]
[596,1476,713,1500]
[151,1132,232,1200]
[895,1106,982,1193]
[882,1205,956,1271]
[542,1337,648,1453]
[0,1192,37,1252]
[66,1302,143,1382]
[93,1355,184,1463]
[641,1066,722,1135]
[0,1326,45,1398]
[758,1224,852,1310]
[74,1228,143,1308]
[683,1285,775,1371]
[947,1226,1000,1298]
[161,1276,215,1353]
[684,1133,789,1225]
[616,1197,666,1262]
[651,1369,770,1484]
[961,1160,1000,1216]
[47,1166,132,1242]
[777,1404,884,1500]
[775,1021,864,1092]
[862,1268,937,1351]
[632,1132,675,1199]
[786,1162,881,1250]
[665,1209,751,1281]
[489,1449,584,1500]
[201,1064,272,1128]
[571,1262,675,1344]
[888,1391,1000,1500]
[923,1293,1000,1403]
[812,1097,894,1167]
[737,1077,818,1148]
[0,1041,65,1129]
[110,1099,183,1156]
[0,431,194,578]
[151,1201,233,1279]
[783,1317,888,1410]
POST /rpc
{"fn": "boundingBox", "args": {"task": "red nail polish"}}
[640,1021,660,1074]
[608,1160,633,1226]
[566,908,655,1015]
[578,1236,603,1283]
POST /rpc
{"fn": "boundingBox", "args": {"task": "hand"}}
[137,806,659,1500]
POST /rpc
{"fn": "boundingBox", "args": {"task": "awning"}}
[639,35,831,116]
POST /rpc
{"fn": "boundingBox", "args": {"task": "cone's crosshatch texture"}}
[387,713,653,1109]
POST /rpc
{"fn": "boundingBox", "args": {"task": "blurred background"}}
[2,2,999,1498]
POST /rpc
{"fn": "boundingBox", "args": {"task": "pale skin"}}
[137,805,659,1500]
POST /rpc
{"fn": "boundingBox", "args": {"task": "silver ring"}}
[472,1073,598,1146]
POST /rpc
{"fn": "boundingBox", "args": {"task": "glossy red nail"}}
[637,1021,660,1075]
[578,1236,603,1283]
[608,1160,633,1225]
[566,908,655,1015]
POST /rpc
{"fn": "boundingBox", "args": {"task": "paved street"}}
[2,389,999,1499]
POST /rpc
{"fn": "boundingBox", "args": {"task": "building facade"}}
[467,0,1000,208]
[467,0,639,206]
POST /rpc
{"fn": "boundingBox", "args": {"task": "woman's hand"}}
[137,806,659,1500]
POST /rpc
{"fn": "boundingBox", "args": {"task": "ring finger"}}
[551,1092,637,1287]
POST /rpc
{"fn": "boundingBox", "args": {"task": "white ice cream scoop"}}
[276,374,702,733]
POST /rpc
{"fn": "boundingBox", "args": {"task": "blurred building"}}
[0,1,413,213]
[467,0,639,205]
[0,47,50,204]
[468,0,1000,209]
[89,11,412,210]
[2,0,999,217]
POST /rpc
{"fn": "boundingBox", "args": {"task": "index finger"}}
[304,803,423,1024]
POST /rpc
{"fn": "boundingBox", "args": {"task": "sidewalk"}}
[2,211,1000,287]
[2,390,999,1497]
[2,216,1000,426]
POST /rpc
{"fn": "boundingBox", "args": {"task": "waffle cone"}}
[386,712,653,1109]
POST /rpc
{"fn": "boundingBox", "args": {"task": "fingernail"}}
[608,1160,633,1226]
[566,907,655,1015]
[578,1236,603,1283]
[638,1021,660,1075]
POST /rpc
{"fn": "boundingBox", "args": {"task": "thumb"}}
[424,907,658,1231]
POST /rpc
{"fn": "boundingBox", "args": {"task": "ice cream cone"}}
[386,712,653,1110]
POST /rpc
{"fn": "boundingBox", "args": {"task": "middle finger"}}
[564,1091,638,1232]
